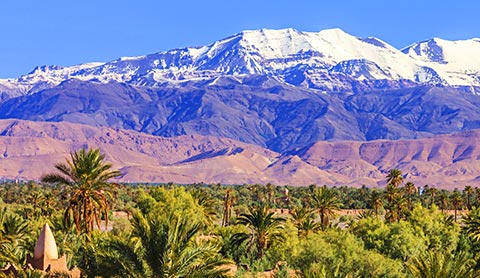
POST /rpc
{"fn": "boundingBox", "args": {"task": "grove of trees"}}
[1,148,480,277]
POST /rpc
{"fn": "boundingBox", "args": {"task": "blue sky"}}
[1,0,479,78]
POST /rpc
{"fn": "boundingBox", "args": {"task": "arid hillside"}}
[0,119,478,188]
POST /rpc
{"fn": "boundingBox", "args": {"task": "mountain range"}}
[1,28,479,187]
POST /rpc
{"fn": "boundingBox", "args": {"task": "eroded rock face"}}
[0,79,479,154]
[0,119,478,189]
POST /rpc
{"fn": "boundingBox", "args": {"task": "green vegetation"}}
[41,148,121,236]
[1,152,480,277]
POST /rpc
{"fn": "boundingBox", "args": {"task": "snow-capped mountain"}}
[1,28,480,98]
[2,28,480,186]
[402,37,480,86]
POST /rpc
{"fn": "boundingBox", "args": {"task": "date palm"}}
[265,183,275,206]
[369,190,383,217]
[462,207,480,241]
[475,187,480,207]
[451,192,463,222]
[427,186,437,208]
[290,206,320,237]
[0,209,30,267]
[437,191,449,213]
[464,185,474,209]
[406,250,478,278]
[95,210,230,278]
[404,181,417,210]
[190,188,218,226]
[311,186,342,230]
[27,191,46,219]
[232,203,284,259]
[386,168,403,188]
[222,189,235,227]
[41,148,121,236]
[385,184,406,222]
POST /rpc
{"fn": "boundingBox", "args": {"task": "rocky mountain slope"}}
[0,119,478,188]
[0,78,478,153]
[1,28,480,99]
[0,28,479,186]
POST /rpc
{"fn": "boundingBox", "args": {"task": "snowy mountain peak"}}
[2,27,480,98]
[402,38,446,63]
[317,27,353,38]
[28,65,65,75]
[401,37,480,86]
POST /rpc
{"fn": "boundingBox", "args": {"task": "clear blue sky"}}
[1,0,479,78]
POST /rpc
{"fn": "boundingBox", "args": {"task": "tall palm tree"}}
[231,203,284,259]
[475,187,480,208]
[404,181,417,210]
[222,189,234,227]
[385,183,407,222]
[386,168,403,188]
[27,191,46,219]
[369,190,383,217]
[265,183,275,206]
[289,206,321,237]
[451,192,463,223]
[428,187,438,208]
[41,148,121,236]
[95,210,230,278]
[464,185,474,209]
[438,191,449,214]
[311,186,342,230]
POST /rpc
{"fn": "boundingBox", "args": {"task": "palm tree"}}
[265,183,275,206]
[475,187,480,208]
[386,168,403,188]
[369,190,383,217]
[311,186,342,230]
[438,191,449,214]
[386,194,407,222]
[462,207,480,241]
[289,206,321,237]
[464,185,474,209]
[0,208,30,267]
[94,210,230,278]
[190,188,218,226]
[232,203,284,259]
[406,250,478,278]
[385,182,408,222]
[451,192,463,223]
[41,148,121,236]
[222,189,235,227]
[27,191,45,219]
[428,186,437,208]
[404,181,417,210]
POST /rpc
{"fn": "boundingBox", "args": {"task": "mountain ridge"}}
[2,78,479,153]
[0,119,478,188]
[0,28,479,186]
[2,28,480,99]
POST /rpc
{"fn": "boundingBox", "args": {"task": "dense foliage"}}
[1,151,480,277]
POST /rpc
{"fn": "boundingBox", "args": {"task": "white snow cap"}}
[2,27,480,91]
